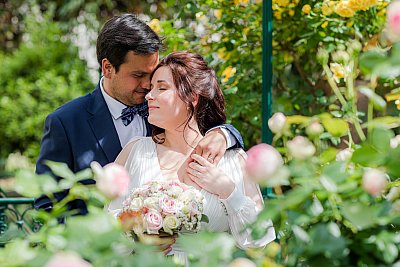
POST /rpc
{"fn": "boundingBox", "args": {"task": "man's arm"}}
[191,124,244,165]
[36,113,73,176]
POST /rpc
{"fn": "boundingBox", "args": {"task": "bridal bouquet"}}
[118,180,207,238]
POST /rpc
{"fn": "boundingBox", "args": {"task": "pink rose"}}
[44,252,92,267]
[246,144,284,182]
[91,162,130,199]
[386,1,400,43]
[144,209,163,234]
[362,168,388,196]
[159,196,178,214]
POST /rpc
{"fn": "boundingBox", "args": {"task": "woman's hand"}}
[187,154,235,199]
[138,233,177,255]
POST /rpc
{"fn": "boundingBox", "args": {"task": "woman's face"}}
[146,66,189,130]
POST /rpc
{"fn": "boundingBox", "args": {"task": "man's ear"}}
[101,58,114,78]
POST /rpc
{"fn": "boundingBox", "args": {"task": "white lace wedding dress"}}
[108,137,275,265]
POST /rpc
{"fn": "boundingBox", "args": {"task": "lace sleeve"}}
[219,150,276,249]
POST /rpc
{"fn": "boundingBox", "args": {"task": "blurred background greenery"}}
[0,0,397,171]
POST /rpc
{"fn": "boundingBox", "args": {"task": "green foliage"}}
[0,7,94,160]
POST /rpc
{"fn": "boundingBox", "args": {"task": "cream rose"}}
[163,215,181,235]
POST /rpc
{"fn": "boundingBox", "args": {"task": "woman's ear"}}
[101,58,114,78]
[192,94,199,107]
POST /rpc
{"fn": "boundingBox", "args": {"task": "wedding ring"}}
[207,156,214,162]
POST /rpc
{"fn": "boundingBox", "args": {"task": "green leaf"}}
[351,144,386,166]
[321,117,349,137]
[359,49,387,75]
[319,147,338,163]
[358,87,387,111]
[364,116,400,129]
[44,160,76,181]
[341,201,388,230]
[368,127,393,153]
[308,223,347,258]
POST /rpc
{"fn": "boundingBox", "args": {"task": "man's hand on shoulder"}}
[191,128,227,165]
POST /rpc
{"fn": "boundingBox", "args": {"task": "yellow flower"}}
[289,9,295,16]
[335,1,355,17]
[274,11,282,20]
[234,0,249,5]
[321,2,335,16]
[321,21,329,28]
[214,9,222,20]
[276,0,289,7]
[348,0,378,11]
[385,91,400,102]
[222,66,236,83]
[302,4,312,14]
[330,63,345,81]
[148,19,161,33]
[255,0,262,3]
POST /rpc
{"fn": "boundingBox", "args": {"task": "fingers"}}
[191,154,212,166]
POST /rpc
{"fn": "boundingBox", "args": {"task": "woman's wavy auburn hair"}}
[150,51,226,143]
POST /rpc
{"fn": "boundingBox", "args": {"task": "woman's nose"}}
[145,90,154,101]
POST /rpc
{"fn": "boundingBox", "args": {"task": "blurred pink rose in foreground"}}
[45,252,92,267]
[268,112,286,133]
[386,1,400,42]
[91,162,130,199]
[246,144,284,183]
[362,168,388,196]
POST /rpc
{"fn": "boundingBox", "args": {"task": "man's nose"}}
[141,77,151,90]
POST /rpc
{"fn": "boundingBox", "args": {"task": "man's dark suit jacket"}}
[35,83,244,212]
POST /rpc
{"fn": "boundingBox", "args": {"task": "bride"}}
[108,51,275,262]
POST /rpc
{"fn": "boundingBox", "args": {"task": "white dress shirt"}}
[100,78,147,147]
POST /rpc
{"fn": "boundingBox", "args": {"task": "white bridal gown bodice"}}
[108,137,275,263]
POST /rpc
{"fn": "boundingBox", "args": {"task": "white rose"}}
[163,215,181,235]
[287,136,316,160]
[268,112,286,133]
[362,168,388,196]
[336,148,353,161]
[144,197,161,211]
[129,197,144,211]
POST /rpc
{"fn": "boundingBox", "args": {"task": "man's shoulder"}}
[50,89,97,120]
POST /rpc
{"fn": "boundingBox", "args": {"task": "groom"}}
[35,14,243,212]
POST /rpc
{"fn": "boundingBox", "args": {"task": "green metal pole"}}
[262,0,274,198]
[262,0,273,145]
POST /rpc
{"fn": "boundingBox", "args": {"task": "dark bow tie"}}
[120,101,148,126]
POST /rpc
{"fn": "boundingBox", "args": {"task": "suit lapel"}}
[87,85,122,163]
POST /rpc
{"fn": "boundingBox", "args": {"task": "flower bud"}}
[268,112,286,133]
[287,136,316,160]
[246,144,284,183]
[91,162,130,199]
[386,186,400,201]
[390,135,400,149]
[331,50,350,64]
[317,48,329,65]
[228,258,257,267]
[347,40,362,56]
[362,168,388,196]
[45,252,92,267]
[306,121,324,137]
[336,148,353,161]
